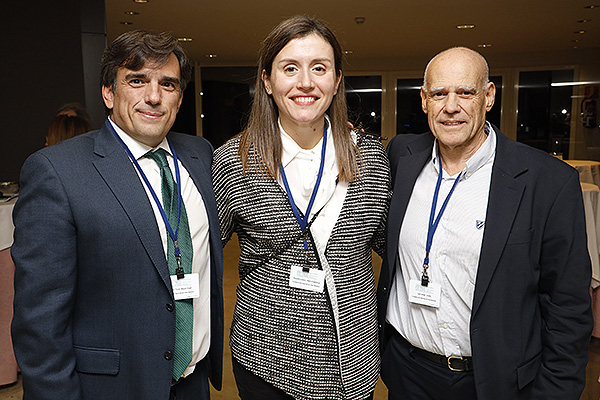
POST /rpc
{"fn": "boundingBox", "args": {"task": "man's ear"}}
[102,85,114,110]
[484,81,496,112]
[420,87,428,114]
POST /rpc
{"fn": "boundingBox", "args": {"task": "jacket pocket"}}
[516,352,541,390]
[74,345,120,375]
[506,228,534,245]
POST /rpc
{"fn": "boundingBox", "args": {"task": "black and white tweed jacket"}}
[212,133,391,399]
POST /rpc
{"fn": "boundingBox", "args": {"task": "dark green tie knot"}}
[143,148,170,169]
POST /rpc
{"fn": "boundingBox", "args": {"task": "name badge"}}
[171,273,200,300]
[408,279,441,308]
[289,265,325,293]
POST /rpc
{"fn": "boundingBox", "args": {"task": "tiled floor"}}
[2,236,600,399]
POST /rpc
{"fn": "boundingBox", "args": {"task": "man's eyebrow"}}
[427,86,445,93]
[458,85,477,92]
[124,72,147,80]
[161,76,181,85]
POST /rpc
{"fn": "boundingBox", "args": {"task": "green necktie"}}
[144,148,194,381]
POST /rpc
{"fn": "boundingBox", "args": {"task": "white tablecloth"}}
[0,198,16,251]
[565,160,600,188]
[582,183,600,288]
[0,198,16,385]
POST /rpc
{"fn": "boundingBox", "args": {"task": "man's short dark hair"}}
[100,30,192,93]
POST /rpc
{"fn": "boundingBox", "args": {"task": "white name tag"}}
[408,279,441,308]
[289,265,325,293]
[170,273,200,300]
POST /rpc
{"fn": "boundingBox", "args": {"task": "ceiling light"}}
[575,30,586,34]
[477,43,492,48]
[178,37,193,42]
[354,17,365,24]
[572,39,581,42]
[346,89,383,93]
[551,81,600,87]
[456,24,475,29]
[205,54,218,58]
[343,50,354,55]
[120,21,134,25]
[578,19,591,23]
[133,0,149,3]
[584,4,599,8]
[124,11,139,15]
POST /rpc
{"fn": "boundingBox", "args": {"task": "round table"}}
[0,197,17,385]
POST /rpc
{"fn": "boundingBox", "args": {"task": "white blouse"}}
[277,116,348,252]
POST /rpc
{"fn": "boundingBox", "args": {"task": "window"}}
[345,76,382,135]
[517,69,574,158]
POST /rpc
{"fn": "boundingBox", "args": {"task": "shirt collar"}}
[280,115,332,168]
[108,117,171,160]
[431,121,496,179]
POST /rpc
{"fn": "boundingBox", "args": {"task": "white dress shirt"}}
[277,116,348,252]
[109,118,211,377]
[387,122,497,357]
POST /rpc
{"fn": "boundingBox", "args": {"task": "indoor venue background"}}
[1,0,600,399]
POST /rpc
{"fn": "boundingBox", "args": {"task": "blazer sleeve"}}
[211,144,236,246]
[368,138,391,257]
[11,152,82,399]
[531,170,592,398]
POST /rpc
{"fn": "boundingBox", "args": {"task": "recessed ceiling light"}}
[584,4,599,8]
[177,37,193,42]
[343,50,354,55]
[120,21,134,25]
[575,30,586,34]
[124,11,139,15]
[354,17,366,24]
[578,19,591,23]
[572,39,581,42]
[205,54,218,58]
[477,43,492,48]
[133,0,149,3]
[456,24,475,29]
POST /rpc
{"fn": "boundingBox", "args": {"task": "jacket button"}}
[164,351,173,360]
[166,303,174,312]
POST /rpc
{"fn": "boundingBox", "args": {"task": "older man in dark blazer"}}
[12,30,223,399]
[378,47,592,400]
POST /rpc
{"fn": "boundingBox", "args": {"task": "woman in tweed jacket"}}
[212,15,390,400]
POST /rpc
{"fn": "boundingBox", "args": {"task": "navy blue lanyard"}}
[280,122,328,251]
[107,120,185,276]
[422,148,463,287]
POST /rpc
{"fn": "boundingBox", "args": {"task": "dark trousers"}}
[232,357,374,400]
[381,326,477,400]
[232,357,294,400]
[169,358,210,400]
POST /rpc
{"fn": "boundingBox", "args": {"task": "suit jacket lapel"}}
[91,123,173,291]
[386,134,434,273]
[472,129,527,316]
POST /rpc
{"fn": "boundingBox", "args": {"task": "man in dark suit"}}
[12,30,223,399]
[378,47,592,399]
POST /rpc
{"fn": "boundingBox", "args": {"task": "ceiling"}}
[104,0,600,67]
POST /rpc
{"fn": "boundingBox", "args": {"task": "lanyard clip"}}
[421,272,429,287]
[421,260,430,287]
[175,255,185,280]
